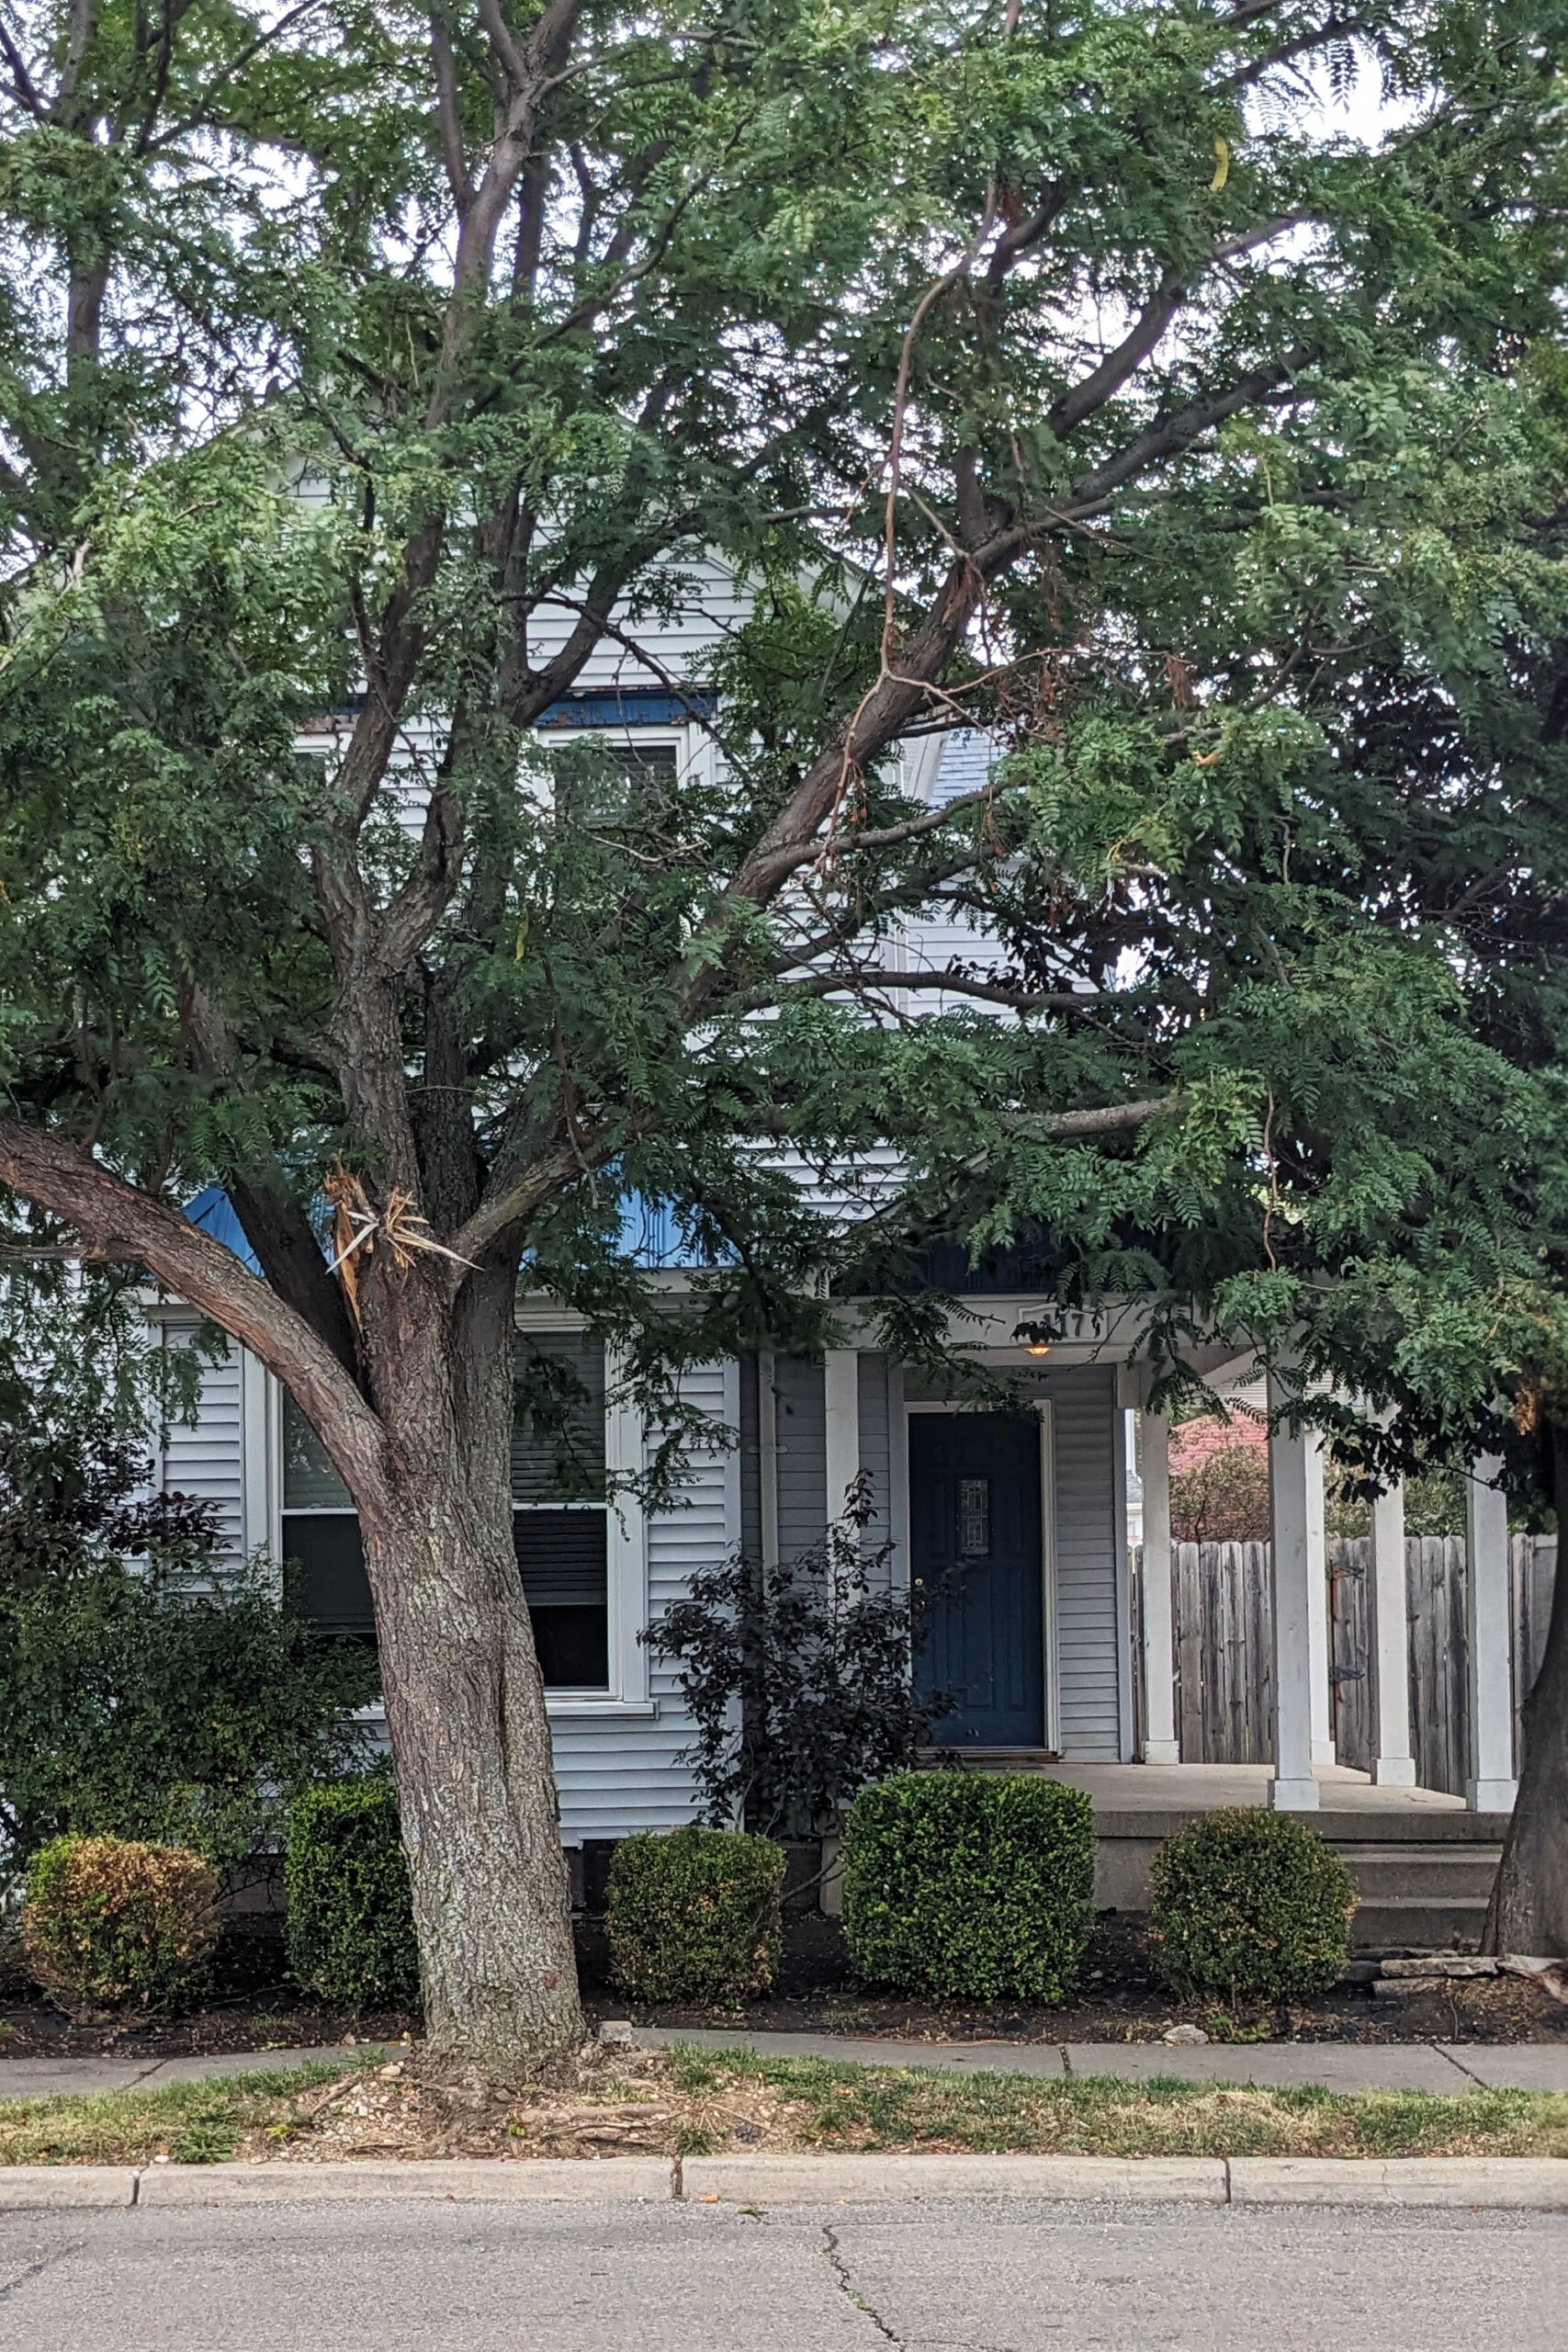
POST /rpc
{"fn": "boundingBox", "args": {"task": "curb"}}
[1227,2157,1568,2209]
[680,2154,1228,2204]
[3,2152,1567,2211]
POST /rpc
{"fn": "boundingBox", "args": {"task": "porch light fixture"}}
[1013,1317,1064,1356]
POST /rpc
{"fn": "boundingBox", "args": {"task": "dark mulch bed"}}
[6,1910,1566,2062]
[580,1911,1568,2049]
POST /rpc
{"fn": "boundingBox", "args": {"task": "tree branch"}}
[0,1121,386,1500]
[1047,271,1188,440]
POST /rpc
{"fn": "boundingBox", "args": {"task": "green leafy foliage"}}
[5,0,1568,2022]
[840,1772,1095,2005]
[606,1826,785,2005]
[283,1777,420,2013]
[644,1481,947,1837]
[1148,1808,1359,2006]
[0,1553,376,1888]
[22,1836,220,2015]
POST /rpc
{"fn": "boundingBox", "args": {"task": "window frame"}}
[269,1327,653,1718]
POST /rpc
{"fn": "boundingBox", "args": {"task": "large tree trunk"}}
[1484,1420,1568,1956]
[355,1261,584,2075]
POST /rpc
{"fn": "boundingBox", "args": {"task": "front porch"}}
[994,1760,1503,1951]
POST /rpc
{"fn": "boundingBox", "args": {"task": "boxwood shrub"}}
[840,1771,1096,2004]
[1148,1806,1359,2004]
[285,1776,420,2012]
[23,1835,220,2013]
[607,1826,785,2004]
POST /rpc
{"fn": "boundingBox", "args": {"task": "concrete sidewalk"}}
[632,2025,1568,2095]
[7,2030,1568,2101]
[0,2043,389,2103]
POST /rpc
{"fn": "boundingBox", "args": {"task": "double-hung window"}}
[281,1333,614,1692]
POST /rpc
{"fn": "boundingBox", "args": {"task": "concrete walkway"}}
[7,2031,1568,2102]
[0,2044,389,2103]
[632,2026,1568,2094]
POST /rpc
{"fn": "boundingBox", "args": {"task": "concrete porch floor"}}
[1045,1761,1468,1815]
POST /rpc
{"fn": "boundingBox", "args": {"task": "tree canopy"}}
[4,0,1568,2046]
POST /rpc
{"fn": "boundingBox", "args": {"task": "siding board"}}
[549,1359,734,1838]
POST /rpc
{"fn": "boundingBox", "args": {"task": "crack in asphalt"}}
[0,2241,86,2304]
[823,2222,906,2348]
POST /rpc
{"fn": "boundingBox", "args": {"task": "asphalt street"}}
[4,2197,1566,2351]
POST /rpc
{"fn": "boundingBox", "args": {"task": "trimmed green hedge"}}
[285,1776,421,2012]
[23,1835,220,2013]
[1148,1806,1359,2004]
[840,1771,1096,2004]
[607,1826,785,2004]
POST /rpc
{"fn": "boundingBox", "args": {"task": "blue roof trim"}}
[536,686,714,729]
[185,1185,264,1275]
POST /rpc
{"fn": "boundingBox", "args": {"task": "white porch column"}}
[1370,1476,1416,1785]
[1304,1430,1336,1768]
[1139,1411,1180,1763]
[1465,1456,1518,1813]
[823,1350,861,1519]
[1268,1372,1320,1809]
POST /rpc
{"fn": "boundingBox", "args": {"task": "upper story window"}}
[551,734,682,829]
[282,1333,612,1690]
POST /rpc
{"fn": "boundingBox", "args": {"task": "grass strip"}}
[662,2047,1568,2162]
[5,2046,1568,2166]
[0,2058,377,2166]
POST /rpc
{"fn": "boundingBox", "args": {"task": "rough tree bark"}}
[353,1262,583,2072]
[1484,1419,1568,1956]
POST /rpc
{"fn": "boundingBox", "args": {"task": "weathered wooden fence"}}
[1132,1534,1557,1794]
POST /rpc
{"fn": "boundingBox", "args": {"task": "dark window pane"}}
[557,738,678,827]
[284,1514,374,1639]
[513,1509,607,1604]
[532,1606,609,1688]
[283,1395,353,1510]
[515,1509,609,1689]
[513,1335,606,1502]
[288,1504,611,1691]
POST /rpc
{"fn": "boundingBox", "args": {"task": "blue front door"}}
[911,1412,1044,1746]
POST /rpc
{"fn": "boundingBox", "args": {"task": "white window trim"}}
[525,718,715,813]
[267,1338,657,1717]
[904,1395,1059,1752]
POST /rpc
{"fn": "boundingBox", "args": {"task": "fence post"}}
[1466,1458,1518,1812]
[1138,1412,1179,1763]
[1371,1480,1416,1785]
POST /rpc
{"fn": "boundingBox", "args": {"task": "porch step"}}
[1350,1896,1490,1953]
[1329,1842,1500,1952]
[1333,1842,1502,1904]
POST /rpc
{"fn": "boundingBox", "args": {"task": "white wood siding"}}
[773,1355,827,1562]
[550,1359,735,1838]
[156,1324,250,1565]
[1047,1365,1124,1761]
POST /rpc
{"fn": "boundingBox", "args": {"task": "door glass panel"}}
[957,1476,990,1557]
